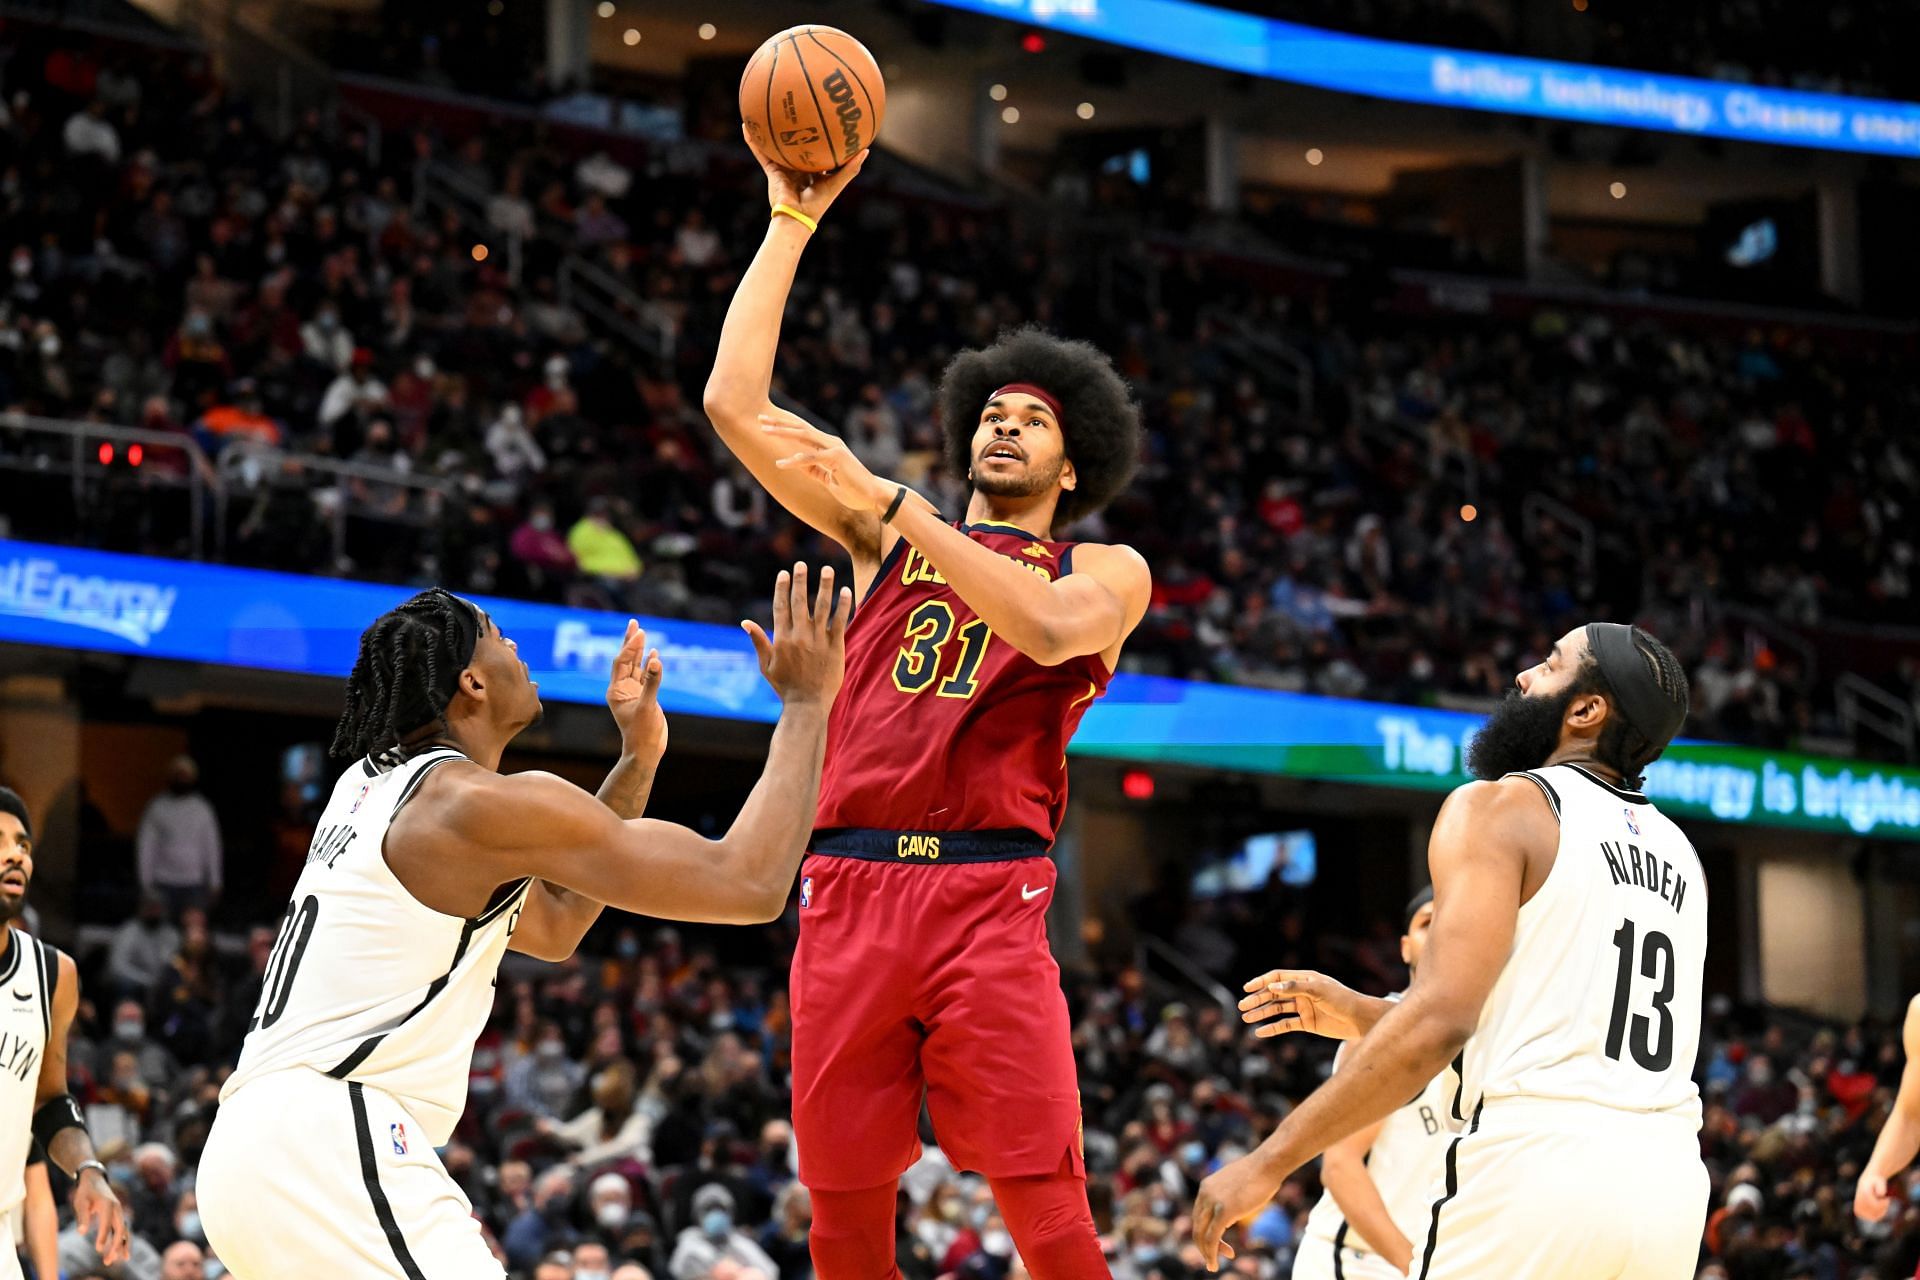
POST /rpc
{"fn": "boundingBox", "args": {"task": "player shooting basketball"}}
[702,138,1151,1277]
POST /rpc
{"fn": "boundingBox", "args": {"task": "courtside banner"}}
[4,539,1919,839]
[930,0,1920,160]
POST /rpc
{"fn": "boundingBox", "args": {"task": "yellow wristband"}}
[771,203,818,234]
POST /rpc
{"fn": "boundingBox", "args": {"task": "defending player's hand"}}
[73,1165,129,1265]
[1238,969,1387,1041]
[759,408,941,518]
[743,562,853,706]
[606,619,668,764]
[1855,1171,1894,1221]
[749,124,869,225]
[1191,1154,1284,1273]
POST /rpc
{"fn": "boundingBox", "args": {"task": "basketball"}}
[739,25,886,174]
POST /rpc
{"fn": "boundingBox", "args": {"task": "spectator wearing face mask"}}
[506,1020,585,1119]
[487,402,548,486]
[135,757,222,914]
[508,503,577,598]
[587,1174,639,1243]
[669,1184,779,1280]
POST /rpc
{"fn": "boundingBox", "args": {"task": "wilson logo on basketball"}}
[822,69,862,156]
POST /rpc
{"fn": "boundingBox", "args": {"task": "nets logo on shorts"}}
[390,1123,408,1156]
[800,876,813,909]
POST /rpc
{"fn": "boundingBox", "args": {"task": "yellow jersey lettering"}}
[896,834,941,860]
[899,549,949,588]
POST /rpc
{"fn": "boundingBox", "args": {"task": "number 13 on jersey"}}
[892,602,992,699]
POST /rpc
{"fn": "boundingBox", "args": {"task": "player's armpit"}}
[435,770,797,925]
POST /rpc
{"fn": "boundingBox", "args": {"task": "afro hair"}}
[936,325,1142,531]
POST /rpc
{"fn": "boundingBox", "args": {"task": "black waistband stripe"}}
[810,828,1050,863]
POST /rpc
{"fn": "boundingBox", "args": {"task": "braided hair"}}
[330,589,482,761]
[1572,626,1690,787]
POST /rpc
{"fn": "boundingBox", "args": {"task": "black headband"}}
[1404,884,1433,930]
[1585,622,1685,749]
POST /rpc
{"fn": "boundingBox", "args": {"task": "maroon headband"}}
[987,382,1064,424]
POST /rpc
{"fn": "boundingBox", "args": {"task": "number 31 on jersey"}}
[892,602,992,699]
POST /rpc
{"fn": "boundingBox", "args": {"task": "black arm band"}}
[31,1095,85,1153]
[881,485,907,525]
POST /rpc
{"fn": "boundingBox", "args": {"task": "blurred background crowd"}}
[0,24,1916,767]
[1,5,1919,1279]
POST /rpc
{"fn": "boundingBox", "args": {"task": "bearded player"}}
[0,791,130,1275]
[1195,625,1707,1279]
[702,140,1149,1278]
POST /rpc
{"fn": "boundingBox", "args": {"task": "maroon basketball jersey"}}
[813,522,1112,845]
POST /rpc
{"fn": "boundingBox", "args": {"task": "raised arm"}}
[423,567,849,926]
[1192,778,1553,1271]
[510,620,669,961]
[758,407,1151,666]
[701,136,882,560]
[1858,995,1920,1220]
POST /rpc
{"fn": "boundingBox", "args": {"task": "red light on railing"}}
[1021,31,1046,53]
[129,443,144,467]
[97,442,113,465]
[1121,768,1155,801]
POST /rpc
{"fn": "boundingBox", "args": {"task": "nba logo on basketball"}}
[800,876,813,909]
[1624,808,1640,835]
[390,1123,407,1156]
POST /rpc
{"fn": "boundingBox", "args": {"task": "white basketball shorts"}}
[198,1067,502,1280]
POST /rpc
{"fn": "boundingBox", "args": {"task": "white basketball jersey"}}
[1455,764,1705,1127]
[221,748,530,1145]
[0,929,52,1214]
[1302,996,1453,1252]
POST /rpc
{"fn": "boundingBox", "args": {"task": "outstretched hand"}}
[606,619,667,765]
[743,562,854,706]
[758,406,938,519]
[1238,968,1389,1042]
[748,126,869,225]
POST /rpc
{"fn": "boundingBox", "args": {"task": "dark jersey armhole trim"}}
[389,750,465,819]
[1059,545,1075,576]
[862,538,909,608]
[1504,771,1562,823]
[32,938,52,1043]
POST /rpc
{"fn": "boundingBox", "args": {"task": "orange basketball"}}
[739,25,886,174]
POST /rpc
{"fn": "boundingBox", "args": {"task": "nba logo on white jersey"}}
[1623,808,1640,835]
[350,784,372,814]
[390,1122,407,1155]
